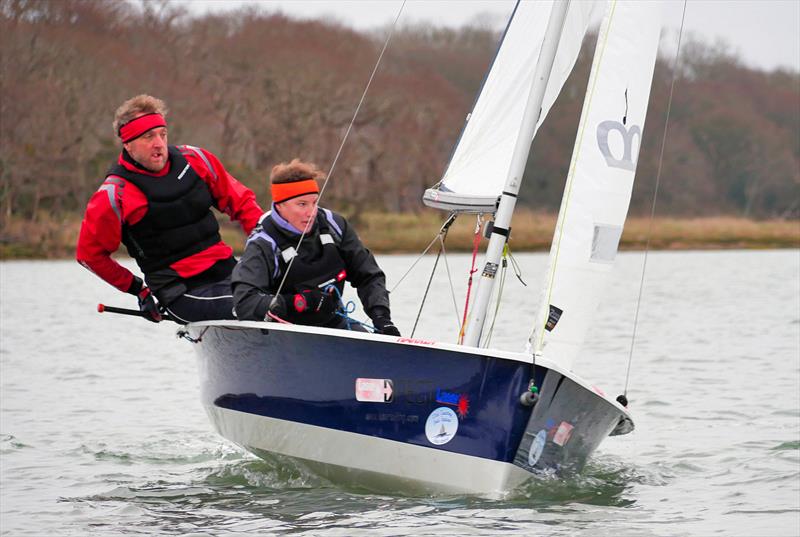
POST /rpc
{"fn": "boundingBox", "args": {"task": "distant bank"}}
[1,211,798,260]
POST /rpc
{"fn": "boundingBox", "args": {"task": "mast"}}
[462,0,571,348]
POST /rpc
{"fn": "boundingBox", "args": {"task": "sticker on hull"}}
[355,378,394,403]
[425,407,459,445]
[435,388,470,418]
[528,429,547,466]
[553,421,574,447]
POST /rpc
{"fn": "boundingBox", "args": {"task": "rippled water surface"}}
[2,250,798,536]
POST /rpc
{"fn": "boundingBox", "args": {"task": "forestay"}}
[530,1,663,369]
[423,0,599,213]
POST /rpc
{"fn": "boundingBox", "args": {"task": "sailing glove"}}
[291,289,338,317]
[265,294,288,321]
[371,308,401,336]
[128,276,162,323]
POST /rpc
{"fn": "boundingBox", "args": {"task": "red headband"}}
[119,113,167,143]
[271,179,320,203]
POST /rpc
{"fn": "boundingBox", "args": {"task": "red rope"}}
[266,311,292,324]
[458,219,483,344]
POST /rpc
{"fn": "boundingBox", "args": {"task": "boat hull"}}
[186,321,632,495]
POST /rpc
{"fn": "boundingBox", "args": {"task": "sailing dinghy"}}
[183,0,663,496]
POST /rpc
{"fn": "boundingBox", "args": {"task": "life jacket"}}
[259,209,347,326]
[108,146,221,274]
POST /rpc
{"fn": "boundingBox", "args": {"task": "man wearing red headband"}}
[76,94,263,323]
[231,159,400,336]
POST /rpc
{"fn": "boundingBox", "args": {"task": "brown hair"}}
[270,159,326,184]
[112,94,168,137]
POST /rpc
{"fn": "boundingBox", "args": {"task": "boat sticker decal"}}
[397,337,436,345]
[435,388,470,418]
[365,412,419,424]
[528,429,547,466]
[482,262,498,278]
[545,305,563,331]
[553,421,574,447]
[399,379,435,404]
[425,407,459,445]
[355,378,394,403]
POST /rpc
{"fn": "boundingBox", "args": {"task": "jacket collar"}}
[119,148,172,177]
[270,202,318,236]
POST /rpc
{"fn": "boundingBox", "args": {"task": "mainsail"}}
[423,0,598,213]
[530,1,663,369]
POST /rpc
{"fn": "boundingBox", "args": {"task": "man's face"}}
[277,193,319,233]
[124,126,168,172]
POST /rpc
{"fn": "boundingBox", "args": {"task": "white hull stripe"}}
[207,405,532,496]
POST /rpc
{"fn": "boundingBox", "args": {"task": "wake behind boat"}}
[183,0,661,496]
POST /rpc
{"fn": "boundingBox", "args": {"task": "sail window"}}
[590,224,622,263]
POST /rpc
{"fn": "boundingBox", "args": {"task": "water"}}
[2,250,798,536]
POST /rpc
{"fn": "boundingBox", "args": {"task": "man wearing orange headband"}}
[76,94,263,323]
[231,159,400,336]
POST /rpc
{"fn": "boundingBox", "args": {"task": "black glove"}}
[128,276,161,323]
[373,314,401,336]
[290,289,339,317]
[265,294,288,321]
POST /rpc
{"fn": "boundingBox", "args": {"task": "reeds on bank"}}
[353,212,800,253]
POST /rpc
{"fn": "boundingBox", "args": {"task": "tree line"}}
[1,0,798,233]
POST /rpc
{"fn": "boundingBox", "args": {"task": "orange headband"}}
[271,179,319,203]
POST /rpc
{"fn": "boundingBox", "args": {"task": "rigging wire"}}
[622,0,688,396]
[507,249,527,287]
[483,243,530,347]
[271,1,407,304]
[391,213,462,336]
[389,213,456,293]
[483,244,509,348]
[438,235,462,330]
[410,244,444,338]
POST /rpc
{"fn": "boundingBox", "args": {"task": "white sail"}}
[423,0,598,213]
[531,1,663,369]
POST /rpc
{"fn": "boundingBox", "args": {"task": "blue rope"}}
[325,285,375,331]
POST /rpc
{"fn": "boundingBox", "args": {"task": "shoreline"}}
[1,212,798,260]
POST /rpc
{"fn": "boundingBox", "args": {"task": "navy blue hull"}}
[194,325,542,463]
[188,323,631,490]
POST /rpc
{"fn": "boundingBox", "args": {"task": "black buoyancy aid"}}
[260,211,347,326]
[109,146,221,274]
